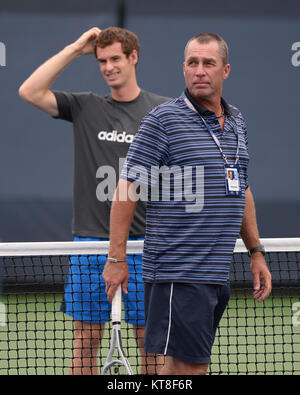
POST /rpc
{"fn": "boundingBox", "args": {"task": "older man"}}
[103,32,272,375]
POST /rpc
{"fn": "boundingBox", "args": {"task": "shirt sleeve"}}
[120,111,169,188]
[51,90,84,123]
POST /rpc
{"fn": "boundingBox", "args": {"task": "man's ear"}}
[130,49,139,66]
[183,61,186,77]
[224,63,231,80]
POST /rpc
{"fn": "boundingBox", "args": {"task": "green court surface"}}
[1,292,299,375]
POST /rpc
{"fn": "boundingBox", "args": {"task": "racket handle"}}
[111,285,122,323]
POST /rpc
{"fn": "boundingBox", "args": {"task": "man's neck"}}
[196,97,222,116]
[110,80,141,102]
[203,100,221,115]
[187,90,222,116]
[185,89,225,130]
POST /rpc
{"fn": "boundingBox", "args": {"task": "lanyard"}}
[184,96,240,166]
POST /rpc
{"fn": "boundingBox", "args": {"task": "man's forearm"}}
[108,179,137,259]
[103,180,137,302]
[19,44,80,103]
[19,27,101,112]
[240,187,272,301]
[240,187,261,249]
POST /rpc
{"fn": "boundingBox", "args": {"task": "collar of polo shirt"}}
[184,88,239,118]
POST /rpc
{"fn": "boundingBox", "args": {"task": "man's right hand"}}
[71,27,101,56]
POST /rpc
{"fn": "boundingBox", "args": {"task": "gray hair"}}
[184,32,229,65]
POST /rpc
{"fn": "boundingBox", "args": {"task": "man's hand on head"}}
[71,27,101,56]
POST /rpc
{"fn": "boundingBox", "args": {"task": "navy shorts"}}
[144,282,230,364]
[61,236,145,325]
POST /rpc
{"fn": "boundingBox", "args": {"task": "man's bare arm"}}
[18,27,101,117]
[240,187,272,302]
[103,179,137,303]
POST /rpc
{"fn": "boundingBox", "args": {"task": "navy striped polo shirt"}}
[121,92,249,284]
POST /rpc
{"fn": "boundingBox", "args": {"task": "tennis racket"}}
[101,285,133,375]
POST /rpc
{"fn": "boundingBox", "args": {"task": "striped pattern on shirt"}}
[121,93,249,284]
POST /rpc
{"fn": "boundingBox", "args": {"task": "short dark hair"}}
[94,27,140,64]
[184,32,229,65]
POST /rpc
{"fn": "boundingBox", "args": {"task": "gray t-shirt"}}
[53,89,170,238]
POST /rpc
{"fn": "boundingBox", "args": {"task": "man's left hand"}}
[250,254,272,302]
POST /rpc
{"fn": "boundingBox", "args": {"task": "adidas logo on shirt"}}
[98,130,134,144]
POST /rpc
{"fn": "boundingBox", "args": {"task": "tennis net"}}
[0,238,299,375]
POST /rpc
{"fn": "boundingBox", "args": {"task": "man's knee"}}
[73,321,103,346]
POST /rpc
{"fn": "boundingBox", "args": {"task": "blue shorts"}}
[61,236,144,325]
[144,282,230,364]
